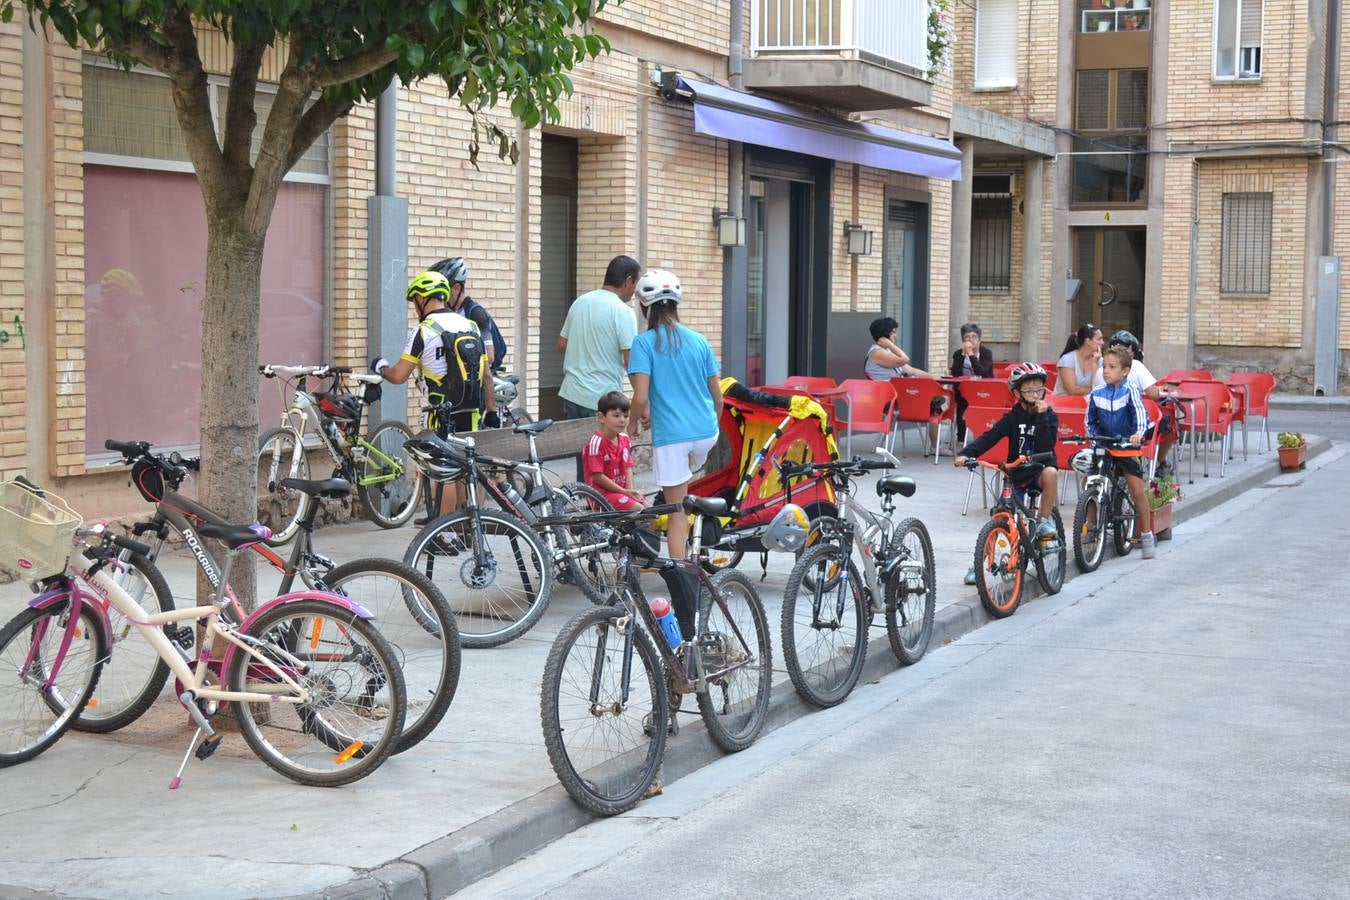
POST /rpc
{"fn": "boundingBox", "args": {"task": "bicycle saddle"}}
[513,419,554,435]
[683,495,728,518]
[281,477,352,499]
[197,522,271,549]
[876,475,917,498]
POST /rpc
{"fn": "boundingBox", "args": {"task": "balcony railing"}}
[1079,4,1152,33]
[752,0,930,75]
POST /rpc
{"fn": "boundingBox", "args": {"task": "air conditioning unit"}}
[1239,46,1262,78]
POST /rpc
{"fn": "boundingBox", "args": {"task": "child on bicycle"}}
[1088,347,1155,559]
[954,362,1060,585]
[584,391,648,511]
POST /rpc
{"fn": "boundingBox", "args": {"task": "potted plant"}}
[1122,12,1141,29]
[1147,470,1183,540]
[1277,431,1307,471]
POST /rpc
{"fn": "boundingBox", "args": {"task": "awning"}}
[677,77,963,181]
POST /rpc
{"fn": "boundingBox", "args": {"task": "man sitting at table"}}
[949,322,995,442]
[865,316,947,453]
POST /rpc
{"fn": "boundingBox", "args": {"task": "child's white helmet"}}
[636,270,682,308]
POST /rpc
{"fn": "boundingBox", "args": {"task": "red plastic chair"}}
[1227,371,1277,452]
[777,376,838,393]
[991,362,1017,380]
[1141,397,1163,479]
[889,378,956,464]
[1048,395,1087,506]
[1160,369,1213,385]
[834,379,897,458]
[960,405,1011,516]
[1172,380,1235,479]
[958,379,1015,411]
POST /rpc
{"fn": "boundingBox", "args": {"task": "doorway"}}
[1073,227,1145,339]
[882,200,931,370]
[746,175,816,384]
[538,135,578,420]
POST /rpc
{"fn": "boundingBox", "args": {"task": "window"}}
[1215,0,1263,80]
[1221,193,1272,294]
[1073,70,1149,205]
[971,174,1013,292]
[82,63,330,458]
[1076,0,1152,33]
[1075,69,1149,132]
[975,0,1017,90]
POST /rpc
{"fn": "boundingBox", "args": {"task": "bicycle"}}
[961,451,1067,618]
[493,371,533,428]
[0,478,406,787]
[258,363,421,545]
[1067,434,1144,573]
[100,438,459,752]
[539,494,773,816]
[775,448,937,709]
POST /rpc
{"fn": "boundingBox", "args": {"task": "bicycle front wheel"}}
[229,598,406,786]
[541,605,668,816]
[257,427,311,547]
[697,570,772,751]
[322,559,461,754]
[886,517,937,666]
[1035,508,1067,596]
[1073,487,1107,573]
[358,420,422,529]
[974,519,1022,619]
[555,482,619,604]
[781,543,867,709]
[0,602,106,767]
[405,509,554,648]
[1112,482,1139,557]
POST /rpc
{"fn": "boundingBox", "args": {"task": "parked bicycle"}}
[776,448,937,709]
[1066,434,1143,573]
[539,495,772,816]
[0,478,406,786]
[961,451,1067,618]
[258,363,420,545]
[493,372,533,429]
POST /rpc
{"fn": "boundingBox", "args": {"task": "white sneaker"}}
[1140,531,1157,560]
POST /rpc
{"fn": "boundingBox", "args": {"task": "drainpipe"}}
[367,82,408,424]
[1322,0,1339,258]
[22,15,52,479]
[723,0,750,378]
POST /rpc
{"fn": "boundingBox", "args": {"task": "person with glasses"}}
[954,363,1060,584]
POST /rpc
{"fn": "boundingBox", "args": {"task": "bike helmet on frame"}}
[1007,362,1049,392]
[761,503,809,553]
[1071,448,1095,476]
[429,257,469,285]
[1108,330,1144,361]
[636,270,682,308]
[407,271,451,305]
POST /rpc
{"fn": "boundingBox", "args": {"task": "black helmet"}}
[1108,330,1143,361]
[429,257,469,285]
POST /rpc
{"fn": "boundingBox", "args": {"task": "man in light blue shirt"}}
[557,255,641,419]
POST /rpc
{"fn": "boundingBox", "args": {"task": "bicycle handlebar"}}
[962,450,1058,472]
[104,439,150,457]
[1061,434,1139,448]
[259,364,339,379]
[777,455,895,481]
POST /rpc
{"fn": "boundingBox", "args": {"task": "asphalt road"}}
[464,444,1350,899]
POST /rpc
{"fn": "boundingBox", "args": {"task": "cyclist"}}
[1107,329,1177,473]
[954,362,1060,585]
[428,257,501,429]
[1088,346,1155,559]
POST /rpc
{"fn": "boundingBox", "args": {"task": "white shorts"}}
[652,435,719,488]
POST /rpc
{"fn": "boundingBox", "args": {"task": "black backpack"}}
[423,317,485,410]
[461,297,507,374]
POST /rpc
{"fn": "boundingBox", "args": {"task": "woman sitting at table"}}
[949,322,994,441]
[865,316,946,451]
[1054,321,1104,396]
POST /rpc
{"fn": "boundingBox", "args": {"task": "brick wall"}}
[969,162,1025,345]
[50,42,84,477]
[598,0,729,58]
[0,22,24,479]
[950,0,1060,123]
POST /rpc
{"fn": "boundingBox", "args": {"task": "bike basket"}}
[0,481,82,578]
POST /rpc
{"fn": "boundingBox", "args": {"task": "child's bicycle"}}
[1065,434,1144,573]
[960,451,1067,618]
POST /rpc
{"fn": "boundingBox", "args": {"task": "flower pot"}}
[1277,443,1307,471]
[1096,19,1112,31]
[1150,501,1174,541]
[1132,0,1148,8]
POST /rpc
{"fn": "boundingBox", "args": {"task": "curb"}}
[296,440,1328,899]
[1269,394,1350,412]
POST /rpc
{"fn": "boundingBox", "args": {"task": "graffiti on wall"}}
[0,315,22,349]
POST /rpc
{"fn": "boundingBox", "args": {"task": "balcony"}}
[744,0,933,111]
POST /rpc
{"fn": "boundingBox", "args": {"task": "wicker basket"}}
[0,481,83,578]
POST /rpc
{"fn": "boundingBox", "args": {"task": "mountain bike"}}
[1067,434,1144,573]
[539,495,772,816]
[0,478,406,787]
[961,451,1066,619]
[775,448,936,709]
[258,364,420,545]
[98,440,459,755]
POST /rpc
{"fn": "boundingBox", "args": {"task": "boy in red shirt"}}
[584,391,648,510]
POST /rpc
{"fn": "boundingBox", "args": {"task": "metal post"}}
[367,82,409,424]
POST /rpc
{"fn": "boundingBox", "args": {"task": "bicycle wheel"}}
[1072,487,1107,573]
[555,482,619,605]
[541,604,668,816]
[358,420,422,529]
[73,553,174,733]
[405,508,554,648]
[1035,508,1067,596]
[257,426,310,547]
[781,543,867,709]
[696,570,772,751]
[321,559,460,754]
[229,598,405,786]
[0,602,106,767]
[1112,481,1139,557]
[886,517,937,666]
[700,548,744,574]
[974,519,1022,619]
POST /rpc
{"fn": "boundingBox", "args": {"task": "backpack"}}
[460,297,507,374]
[423,317,485,411]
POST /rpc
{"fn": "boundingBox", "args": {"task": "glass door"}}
[1073,226,1146,339]
[746,178,767,387]
[882,200,930,370]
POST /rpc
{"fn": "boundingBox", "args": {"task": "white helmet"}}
[1071,448,1095,476]
[636,269,682,308]
[761,503,809,553]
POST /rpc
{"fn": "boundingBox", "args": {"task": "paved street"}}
[466,443,1350,899]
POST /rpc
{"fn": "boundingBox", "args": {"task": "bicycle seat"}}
[281,477,352,499]
[513,419,554,435]
[683,495,728,518]
[876,475,917,498]
[197,522,271,549]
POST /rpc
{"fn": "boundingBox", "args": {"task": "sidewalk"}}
[0,423,1337,900]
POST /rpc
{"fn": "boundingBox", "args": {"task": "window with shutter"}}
[1215,0,1263,80]
[975,0,1018,90]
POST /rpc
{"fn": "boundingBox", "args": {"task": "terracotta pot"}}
[1150,501,1174,541]
[1277,443,1307,471]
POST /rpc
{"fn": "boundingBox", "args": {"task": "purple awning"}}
[678,78,962,181]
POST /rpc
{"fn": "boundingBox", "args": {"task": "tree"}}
[4,0,613,605]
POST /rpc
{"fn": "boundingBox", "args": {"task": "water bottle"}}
[649,596,683,651]
[496,480,537,522]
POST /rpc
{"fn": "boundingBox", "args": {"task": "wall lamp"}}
[713,207,746,247]
[843,220,873,256]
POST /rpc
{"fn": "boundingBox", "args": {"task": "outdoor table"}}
[811,386,854,458]
[1166,386,1211,483]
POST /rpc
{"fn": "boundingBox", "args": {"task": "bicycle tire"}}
[1072,486,1107,573]
[696,570,772,751]
[700,549,745,574]
[1035,508,1067,596]
[555,482,619,605]
[1112,481,1139,557]
[510,408,532,425]
[974,519,1022,618]
[540,604,668,816]
[404,508,554,648]
[229,597,405,786]
[781,543,867,709]
[321,558,461,754]
[886,517,937,667]
[0,602,106,767]
[257,426,311,547]
[357,420,422,530]
[73,553,174,733]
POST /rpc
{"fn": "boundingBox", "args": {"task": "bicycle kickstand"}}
[168,691,222,790]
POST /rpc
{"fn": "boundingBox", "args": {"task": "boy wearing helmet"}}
[954,363,1060,583]
[627,268,722,560]
[1089,347,1156,559]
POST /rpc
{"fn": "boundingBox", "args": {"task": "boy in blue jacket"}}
[1088,347,1155,559]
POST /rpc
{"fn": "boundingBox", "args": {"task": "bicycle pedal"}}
[170,627,195,649]
[195,734,223,760]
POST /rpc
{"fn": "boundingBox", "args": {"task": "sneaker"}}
[1140,531,1157,560]
[1036,517,1058,539]
[413,515,431,527]
[963,567,977,586]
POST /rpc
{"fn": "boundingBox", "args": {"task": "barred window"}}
[971,174,1012,292]
[1221,192,1272,294]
